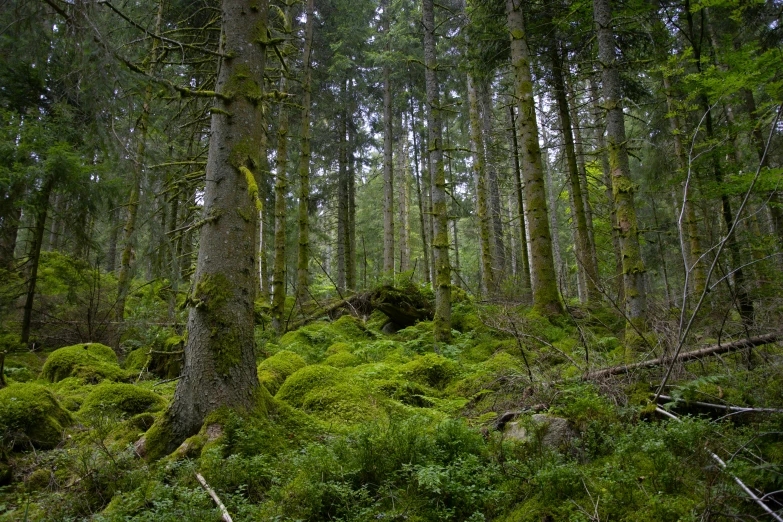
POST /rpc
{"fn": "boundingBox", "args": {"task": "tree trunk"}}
[152,0,269,457]
[382,0,395,277]
[347,108,357,291]
[296,0,315,306]
[337,107,348,294]
[481,83,506,280]
[506,0,562,315]
[271,67,290,333]
[551,42,599,303]
[508,104,532,297]
[258,121,270,302]
[468,73,494,295]
[21,178,54,345]
[409,88,431,284]
[398,112,411,274]
[593,0,647,328]
[422,0,451,344]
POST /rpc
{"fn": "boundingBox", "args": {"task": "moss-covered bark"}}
[506,0,562,316]
[271,63,290,333]
[508,104,532,297]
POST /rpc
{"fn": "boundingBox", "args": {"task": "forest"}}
[0,0,782,519]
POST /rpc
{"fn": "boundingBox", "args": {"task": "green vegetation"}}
[41,343,127,384]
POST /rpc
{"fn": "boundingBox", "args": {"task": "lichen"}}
[0,383,73,450]
[41,343,126,384]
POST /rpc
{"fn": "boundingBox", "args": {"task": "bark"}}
[468,73,494,295]
[663,75,706,296]
[163,0,269,451]
[589,76,624,305]
[21,178,54,344]
[409,88,431,284]
[258,120,270,302]
[551,42,599,302]
[398,112,411,274]
[105,205,119,273]
[423,0,451,343]
[508,104,532,296]
[593,0,646,327]
[481,83,506,279]
[296,0,315,305]
[506,0,562,315]
[337,108,348,294]
[347,110,357,291]
[271,68,290,333]
[382,0,395,276]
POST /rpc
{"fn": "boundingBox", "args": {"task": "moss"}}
[400,353,459,390]
[141,410,175,461]
[123,347,149,372]
[300,382,380,425]
[79,382,166,418]
[257,350,307,395]
[330,315,374,341]
[373,378,436,407]
[278,321,341,363]
[41,343,126,384]
[224,64,262,106]
[240,165,263,212]
[188,273,242,375]
[0,383,73,450]
[275,365,342,407]
[325,342,351,355]
[324,350,361,368]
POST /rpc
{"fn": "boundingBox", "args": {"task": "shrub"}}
[41,343,126,383]
[0,383,73,449]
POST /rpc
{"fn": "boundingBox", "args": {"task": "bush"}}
[41,343,126,383]
[0,383,73,449]
[79,382,166,418]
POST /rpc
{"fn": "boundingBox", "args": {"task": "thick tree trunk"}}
[508,104,532,297]
[422,0,451,343]
[296,0,315,306]
[152,0,269,456]
[506,0,562,315]
[593,0,647,327]
[551,43,599,303]
[468,73,494,295]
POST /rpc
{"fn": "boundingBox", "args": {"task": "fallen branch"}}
[195,472,233,522]
[656,407,783,522]
[583,334,779,381]
[657,395,783,414]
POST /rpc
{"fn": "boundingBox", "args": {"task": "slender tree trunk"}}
[271,69,290,333]
[409,89,431,284]
[468,73,494,295]
[663,75,706,296]
[105,204,119,273]
[382,0,395,277]
[506,0,562,315]
[398,112,411,274]
[508,104,532,297]
[594,0,647,328]
[551,42,599,303]
[21,179,54,345]
[481,83,506,280]
[296,0,315,306]
[337,108,348,294]
[423,0,451,343]
[258,121,270,302]
[152,0,269,457]
[347,112,357,291]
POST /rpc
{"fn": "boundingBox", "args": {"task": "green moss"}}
[123,347,149,372]
[400,353,459,390]
[275,365,342,407]
[142,410,175,461]
[300,382,380,425]
[324,350,361,368]
[41,343,126,384]
[224,64,262,105]
[325,342,351,355]
[0,383,73,450]
[79,382,166,418]
[330,315,374,341]
[257,350,307,395]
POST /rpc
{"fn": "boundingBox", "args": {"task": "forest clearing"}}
[0,0,782,519]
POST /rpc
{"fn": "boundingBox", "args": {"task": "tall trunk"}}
[589,76,624,304]
[152,0,268,457]
[106,204,119,273]
[337,109,348,294]
[21,179,54,344]
[542,127,565,295]
[422,0,451,344]
[663,75,706,296]
[296,0,315,306]
[593,0,647,327]
[116,0,164,325]
[258,121,270,302]
[508,104,532,297]
[398,112,411,274]
[0,181,24,271]
[467,73,494,295]
[551,42,600,302]
[347,112,357,291]
[481,83,506,280]
[271,59,291,332]
[382,0,395,276]
[506,0,562,315]
[409,89,431,283]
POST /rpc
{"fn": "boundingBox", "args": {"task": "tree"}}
[144,0,270,458]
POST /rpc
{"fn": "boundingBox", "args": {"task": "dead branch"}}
[195,472,233,522]
[656,395,783,414]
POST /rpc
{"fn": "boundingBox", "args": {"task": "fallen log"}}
[656,394,783,414]
[583,333,780,381]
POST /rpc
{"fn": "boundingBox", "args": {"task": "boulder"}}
[505,414,575,450]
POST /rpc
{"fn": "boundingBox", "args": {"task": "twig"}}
[152,375,182,387]
[655,407,783,522]
[657,395,783,414]
[195,472,233,522]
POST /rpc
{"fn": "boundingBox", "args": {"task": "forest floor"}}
[1,284,782,521]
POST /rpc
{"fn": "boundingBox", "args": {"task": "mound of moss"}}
[41,343,126,383]
[79,382,166,417]
[123,347,149,372]
[0,383,73,449]
[257,350,307,395]
[275,365,342,407]
[400,353,459,390]
[300,381,380,425]
[324,351,361,368]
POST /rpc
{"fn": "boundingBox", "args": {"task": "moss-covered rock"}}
[275,365,342,407]
[324,351,361,368]
[257,350,307,395]
[123,347,149,372]
[400,353,459,390]
[0,383,73,449]
[79,382,166,418]
[41,343,126,383]
[300,382,380,425]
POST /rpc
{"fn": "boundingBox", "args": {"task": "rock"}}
[381,321,401,334]
[504,414,575,450]
[0,383,73,450]
[41,343,126,383]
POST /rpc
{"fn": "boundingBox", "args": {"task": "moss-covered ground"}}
[0,296,782,521]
